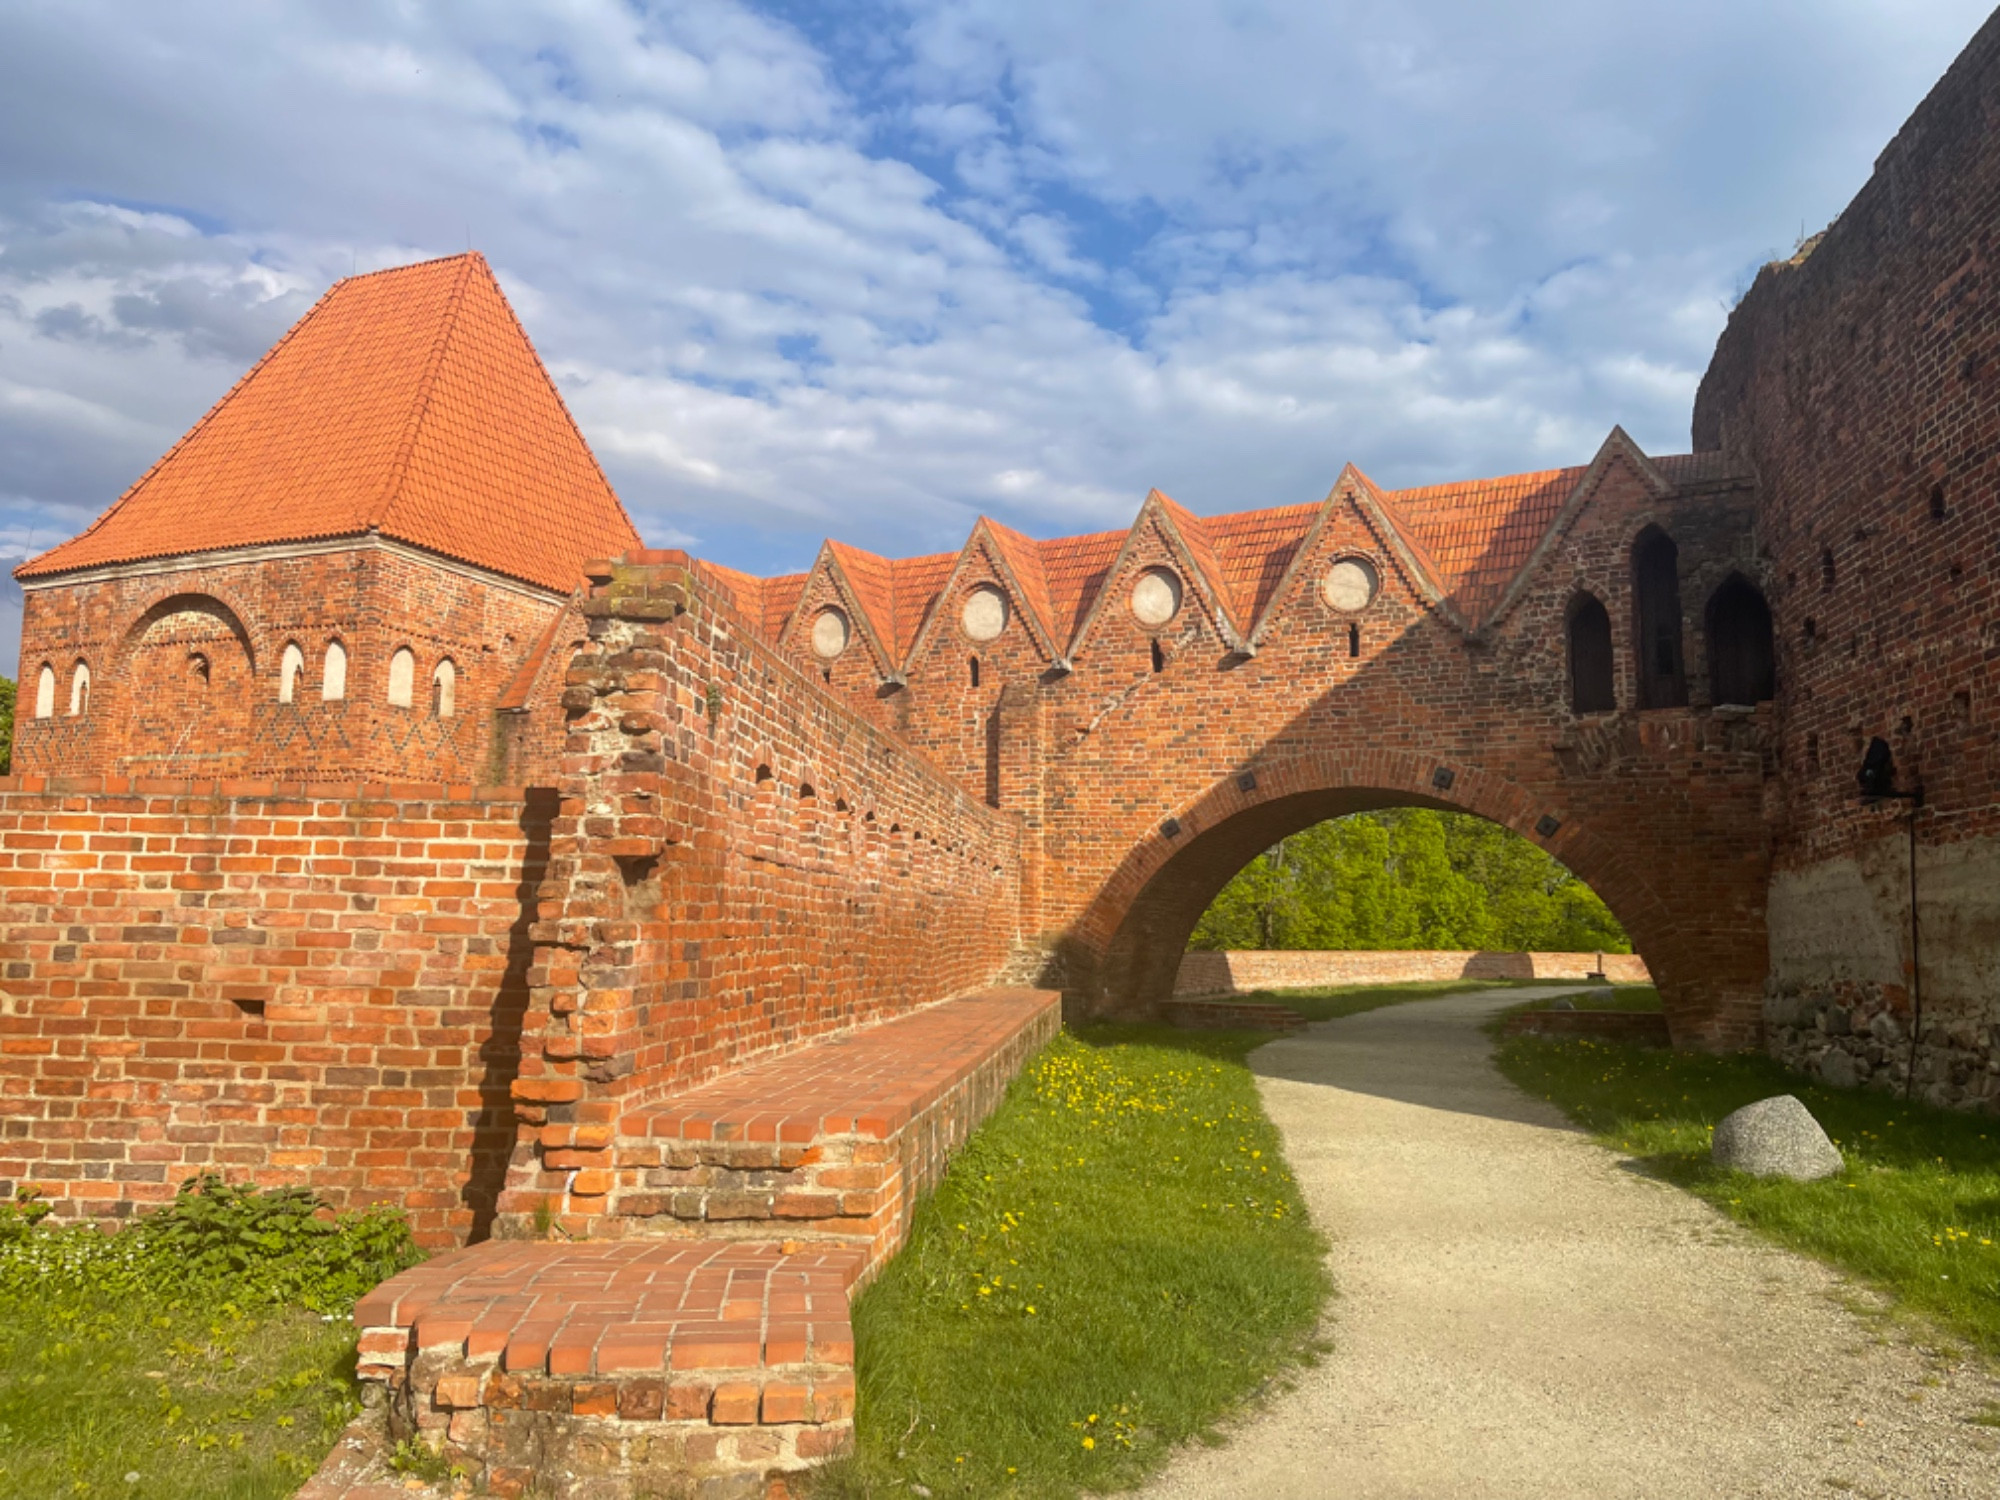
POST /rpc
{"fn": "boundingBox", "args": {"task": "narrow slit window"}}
[1150,639,1165,674]
[1347,622,1360,659]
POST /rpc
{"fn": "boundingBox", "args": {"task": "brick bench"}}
[1163,997,1308,1032]
[352,1240,861,1496]
[593,987,1061,1269]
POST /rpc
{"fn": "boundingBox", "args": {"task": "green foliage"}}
[1190,808,1629,953]
[0,674,13,775]
[812,1028,1330,1498]
[1495,1035,2000,1354]
[0,1175,422,1315]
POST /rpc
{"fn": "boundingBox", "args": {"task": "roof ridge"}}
[369,253,476,533]
[16,276,348,579]
[463,254,644,547]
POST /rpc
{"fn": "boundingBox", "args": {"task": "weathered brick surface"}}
[348,1239,862,1492]
[0,777,552,1245]
[1694,11,2000,1105]
[1174,949,1653,994]
[498,555,1027,1234]
[14,544,570,785]
[594,989,1060,1265]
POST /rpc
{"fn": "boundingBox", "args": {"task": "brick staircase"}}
[331,988,1059,1497]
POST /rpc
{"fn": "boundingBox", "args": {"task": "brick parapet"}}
[1175,949,1654,994]
[503,556,1028,1231]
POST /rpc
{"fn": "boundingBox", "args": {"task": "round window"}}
[1130,567,1183,627]
[811,608,851,659]
[1322,558,1379,612]
[961,584,1009,642]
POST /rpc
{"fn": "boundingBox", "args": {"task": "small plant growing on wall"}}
[704,681,724,725]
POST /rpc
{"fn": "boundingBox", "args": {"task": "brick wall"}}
[1174,949,1653,995]
[0,777,551,1246]
[15,543,566,785]
[1694,11,2000,1107]
[500,554,1026,1231]
[773,452,1775,1049]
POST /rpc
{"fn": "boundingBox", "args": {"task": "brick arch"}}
[1068,748,1687,1035]
[114,592,259,776]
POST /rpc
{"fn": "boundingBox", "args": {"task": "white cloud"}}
[0,0,1991,613]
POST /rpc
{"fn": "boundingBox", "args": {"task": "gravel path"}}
[1140,988,2000,1500]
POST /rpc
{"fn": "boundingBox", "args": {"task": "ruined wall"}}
[15,544,566,785]
[1694,11,2000,1107]
[1175,949,1653,995]
[501,554,1024,1230]
[0,777,550,1246]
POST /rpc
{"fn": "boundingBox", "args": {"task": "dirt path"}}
[1140,988,2000,1500]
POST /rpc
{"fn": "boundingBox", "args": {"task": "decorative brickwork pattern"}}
[0,777,552,1245]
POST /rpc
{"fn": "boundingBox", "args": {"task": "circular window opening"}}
[961,584,1009,642]
[1131,567,1183,627]
[1322,557,1379,612]
[811,608,850,659]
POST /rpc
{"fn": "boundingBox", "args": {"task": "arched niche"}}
[1631,526,1688,709]
[119,594,256,773]
[1566,593,1615,714]
[1705,575,1775,706]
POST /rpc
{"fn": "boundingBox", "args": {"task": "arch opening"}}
[1084,783,1662,1032]
[1705,575,1775,707]
[119,594,254,774]
[1631,526,1687,709]
[1566,593,1615,714]
[279,642,305,704]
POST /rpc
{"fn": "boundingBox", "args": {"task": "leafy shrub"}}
[0,1176,421,1312]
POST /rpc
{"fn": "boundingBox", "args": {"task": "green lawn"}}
[1511,984,1662,1013]
[0,1290,361,1497]
[0,1177,420,1498]
[1495,1035,2000,1353]
[810,1026,1331,1498]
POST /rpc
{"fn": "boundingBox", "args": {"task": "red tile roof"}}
[1383,466,1587,623]
[722,442,1729,668]
[19,253,640,593]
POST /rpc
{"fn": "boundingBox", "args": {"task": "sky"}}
[0,0,1992,666]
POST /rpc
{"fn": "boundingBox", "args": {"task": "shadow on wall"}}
[1175,949,1654,996]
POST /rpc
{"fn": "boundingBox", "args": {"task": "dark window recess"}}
[1821,548,1836,591]
[1706,575,1776,706]
[1566,594,1616,713]
[232,997,266,1019]
[984,709,1002,809]
[1931,484,1947,522]
[1631,527,1688,708]
[1347,622,1360,658]
[1150,639,1165,674]
[970,656,981,688]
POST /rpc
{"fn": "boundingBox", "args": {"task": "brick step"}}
[350,1240,860,1495]
[594,988,1060,1266]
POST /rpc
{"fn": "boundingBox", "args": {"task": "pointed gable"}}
[1150,491,1248,637]
[1038,528,1126,653]
[1204,502,1321,629]
[1381,466,1587,625]
[977,519,1059,649]
[19,253,640,593]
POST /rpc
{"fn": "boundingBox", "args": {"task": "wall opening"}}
[387,647,416,708]
[1706,575,1775,706]
[33,664,54,719]
[68,661,90,717]
[1631,526,1688,708]
[431,658,457,718]
[1150,639,1166,674]
[1566,593,1615,713]
[322,640,348,701]
[279,642,304,704]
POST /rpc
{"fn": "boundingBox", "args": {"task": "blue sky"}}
[0,0,1991,664]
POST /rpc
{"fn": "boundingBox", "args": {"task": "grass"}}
[808,1026,1331,1498]
[1512,984,1663,1013]
[1495,1034,2000,1354]
[0,1287,363,1497]
[0,1177,421,1498]
[1244,976,1589,1025]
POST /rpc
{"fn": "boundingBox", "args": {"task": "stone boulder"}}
[1711,1095,1844,1181]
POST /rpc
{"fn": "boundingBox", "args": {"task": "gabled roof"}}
[19,252,641,593]
[718,436,1747,668]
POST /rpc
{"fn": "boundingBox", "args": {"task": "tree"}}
[1189,808,1629,952]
